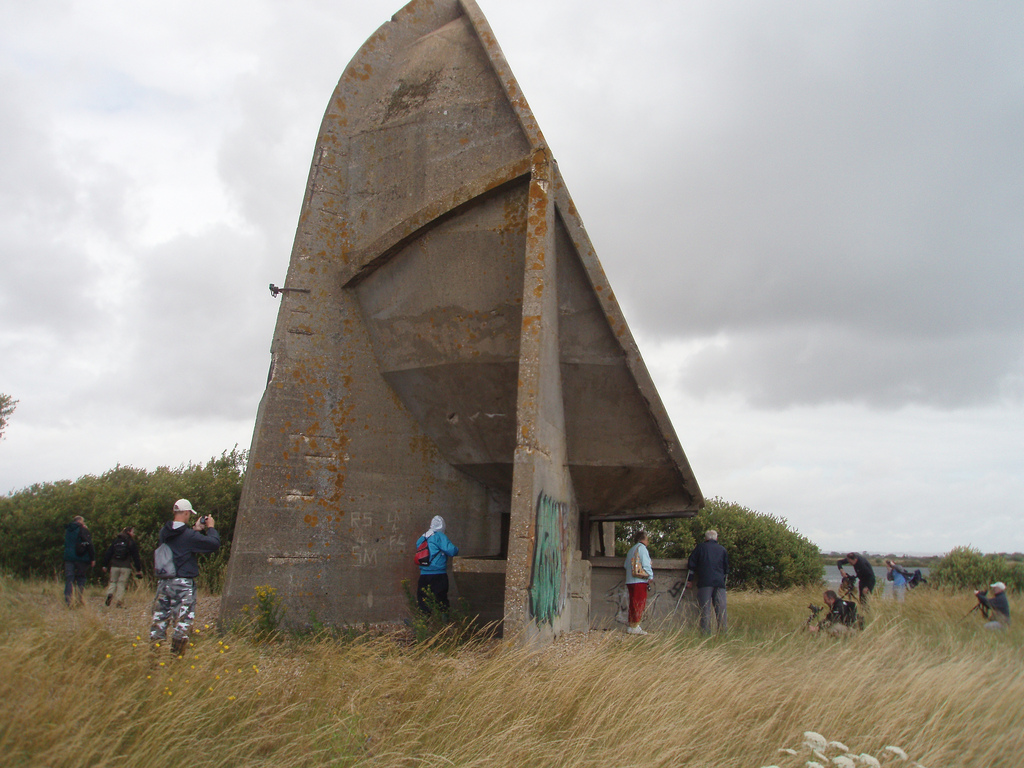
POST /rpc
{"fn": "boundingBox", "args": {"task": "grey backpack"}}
[154,543,176,579]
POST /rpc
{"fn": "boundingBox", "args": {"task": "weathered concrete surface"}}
[219,0,703,643]
[457,556,690,631]
[589,557,698,630]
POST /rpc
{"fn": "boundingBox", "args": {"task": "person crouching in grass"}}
[976,581,1010,631]
[808,589,858,635]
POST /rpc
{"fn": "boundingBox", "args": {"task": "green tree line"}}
[6,450,1013,598]
[0,448,245,592]
[928,546,1024,592]
[615,497,823,590]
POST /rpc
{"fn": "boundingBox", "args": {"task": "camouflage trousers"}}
[150,577,197,643]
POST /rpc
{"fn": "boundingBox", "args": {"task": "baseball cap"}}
[990,581,1006,591]
[173,499,196,513]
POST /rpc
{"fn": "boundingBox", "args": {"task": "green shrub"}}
[616,497,822,590]
[930,546,1024,592]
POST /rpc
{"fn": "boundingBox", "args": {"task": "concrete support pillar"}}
[504,150,583,642]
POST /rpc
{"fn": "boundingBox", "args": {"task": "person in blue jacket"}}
[63,515,95,606]
[415,515,458,614]
[885,559,911,602]
[623,530,654,635]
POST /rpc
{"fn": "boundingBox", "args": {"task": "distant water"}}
[822,564,931,594]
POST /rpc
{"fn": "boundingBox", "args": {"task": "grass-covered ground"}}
[1,578,1020,767]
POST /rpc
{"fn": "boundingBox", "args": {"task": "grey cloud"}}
[553,1,1024,410]
[0,75,122,336]
[677,326,1023,409]
[95,226,278,422]
[217,73,320,248]
[0,232,103,335]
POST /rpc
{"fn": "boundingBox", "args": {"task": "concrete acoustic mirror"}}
[219,0,704,645]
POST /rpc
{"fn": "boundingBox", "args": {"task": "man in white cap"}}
[414,515,458,614]
[149,499,221,656]
[975,581,1010,630]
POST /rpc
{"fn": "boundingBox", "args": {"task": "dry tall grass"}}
[1,578,1020,768]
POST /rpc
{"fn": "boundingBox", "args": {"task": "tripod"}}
[672,570,692,612]
[959,600,986,622]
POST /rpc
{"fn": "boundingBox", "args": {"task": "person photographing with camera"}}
[149,499,221,657]
[807,589,858,635]
[837,552,876,605]
[974,582,1010,631]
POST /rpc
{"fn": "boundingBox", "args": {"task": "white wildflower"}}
[832,757,856,768]
[828,742,850,753]
[813,750,829,763]
[804,732,829,751]
[882,746,909,760]
[858,754,881,768]
[779,748,798,755]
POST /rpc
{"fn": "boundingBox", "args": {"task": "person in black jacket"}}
[102,527,143,607]
[837,552,876,605]
[63,515,95,606]
[687,529,729,634]
[975,581,1010,630]
[149,499,221,656]
[809,590,858,635]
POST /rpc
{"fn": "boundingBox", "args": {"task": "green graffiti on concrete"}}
[529,492,570,626]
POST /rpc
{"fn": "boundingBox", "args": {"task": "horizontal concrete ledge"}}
[588,556,689,571]
[587,511,700,522]
[454,557,690,574]
[453,557,507,574]
[267,555,326,564]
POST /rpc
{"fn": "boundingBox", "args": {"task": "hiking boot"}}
[171,637,189,657]
[626,626,648,636]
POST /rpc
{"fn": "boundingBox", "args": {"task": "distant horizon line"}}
[818,549,1024,558]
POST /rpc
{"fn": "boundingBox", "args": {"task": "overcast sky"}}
[1,0,1021,555]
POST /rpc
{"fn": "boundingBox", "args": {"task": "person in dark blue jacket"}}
[687,529,729,634]
[149,499,221,656]
[415,515,459,614]
[63,515,95,606]
[975,581,1010,630]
